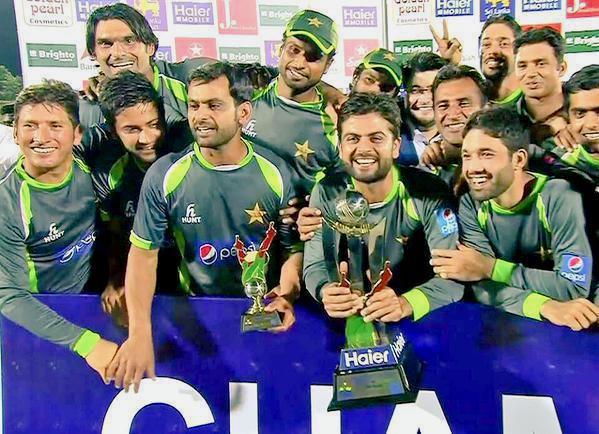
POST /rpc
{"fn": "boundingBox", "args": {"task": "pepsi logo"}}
[199,244,217,265]
[568,256,584,273]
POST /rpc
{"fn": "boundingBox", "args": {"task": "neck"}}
[495,171,534,209]
[132,155,151,171]
[199,132,248,166]
[496,73,519,101]
[524,89,564,122]
[277,77,319,103]
[422,126,438,141]
[143,65,155,84]
[23,155,73,184]
[353,169,395,204]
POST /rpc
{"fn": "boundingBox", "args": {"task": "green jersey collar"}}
[193,138,254,170]
[495,87,523,105]
[349,165,400,208]
[580,145,599,168]
[488,172,548,215]
[274,78,324,109]
[152,65,161,90]
[15,156,75,191]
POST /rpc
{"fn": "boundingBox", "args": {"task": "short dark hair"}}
[86,3,159,57]
[402,52,448,90]
[463,106,530,154]
[14,80,79,127]
[514,27,565,62]
[188,61,254,106]
[432,64,488,104]
[480,13,522,41]
[564,65,599,110]
[338,93,402,139]
[98,71,164,131]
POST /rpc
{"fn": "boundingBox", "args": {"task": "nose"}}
[110,40,126,57]
[138,128,149,145]
[447,103,464,119]
[463,156,483,174]
[33,124,52,143]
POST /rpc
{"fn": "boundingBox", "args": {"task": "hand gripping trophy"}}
[325,190,422,411]
[234,222,282,332]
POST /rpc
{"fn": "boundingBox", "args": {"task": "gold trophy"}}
[234,222,282,332]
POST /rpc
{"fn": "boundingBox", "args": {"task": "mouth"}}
[31,146,57,155]
[468,174,490,189]
[524,81,541,89]
[414,105,433,112]
[109,60,135,70]
[287,68,307,80]
[194,125,216,137]
[484,58,504,69]
[444,122,465,133]
[351,156,378,170]
[583,132,599,142]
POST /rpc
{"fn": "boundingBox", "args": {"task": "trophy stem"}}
[247,297,265,315]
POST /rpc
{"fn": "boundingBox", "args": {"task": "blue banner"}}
[1,295,598,433]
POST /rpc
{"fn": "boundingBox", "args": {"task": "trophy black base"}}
[327,336,423,411]
[241,311,282,332]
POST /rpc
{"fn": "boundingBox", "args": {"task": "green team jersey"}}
[79,58,210,130]
[130,139,299,296]
[0,156,98,350]
[303,166,464,320]
[242,79,343,195]
[460,173,593,320]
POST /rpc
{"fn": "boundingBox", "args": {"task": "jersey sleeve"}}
[471,280,551,320]
[458,193,496,257]
[302,186,329,301]
[130,162,169,250]
[404,179,464,319]
[0,214,87,350]
[491,183,592,300]
[156,58,214,83]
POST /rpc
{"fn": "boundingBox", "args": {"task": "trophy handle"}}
[234,235,246,264]
[372,261,392,293]
[258,222,277,257]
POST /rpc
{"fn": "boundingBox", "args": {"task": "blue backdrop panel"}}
[1,295,598,433]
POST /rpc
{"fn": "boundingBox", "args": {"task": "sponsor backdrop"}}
[2,296,598,433]
[11,0,599,91]
[12,0,385,90]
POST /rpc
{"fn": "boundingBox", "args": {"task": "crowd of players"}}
[1,3,599,392]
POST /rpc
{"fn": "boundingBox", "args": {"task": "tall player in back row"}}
[244,9,344,196]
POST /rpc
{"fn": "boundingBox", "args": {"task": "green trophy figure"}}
[235,222,283,332]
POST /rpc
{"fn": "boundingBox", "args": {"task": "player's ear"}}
[237,100,252,126]
[392,135,401,160]
[74,125,83,145]
[512,148,528,171]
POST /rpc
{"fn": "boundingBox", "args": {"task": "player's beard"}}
[482,54,509,100]
[344,152,394,184]
[192,114,240,150]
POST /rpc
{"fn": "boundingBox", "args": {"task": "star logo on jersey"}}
[395,236,409,245]
[383,52,396,61]
[308,16,323,27]
[44,223,65,243]
[245,203,267,224]
[295,140,315,162]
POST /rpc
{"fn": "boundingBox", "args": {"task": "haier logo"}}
[172,2,214,25]
[559,254,589,284]
[76,0,113,22]
[436,0,473,17]
[44,223,65,243]
[340,345,398,371]
[522,0,561,11]
[181,204,202,224]
[342,7,378,27]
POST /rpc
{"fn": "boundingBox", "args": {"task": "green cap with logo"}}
[284,9,338,56]
[360,48,403,88]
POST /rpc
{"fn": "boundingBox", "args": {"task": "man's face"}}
[434,77,484,146]
[93,19,155,79]
[278,36,331,93]
[462,128,516,202]
[480,23,516,81]
[15,103,81,173]
[407,69,438,129]
[569,88,599,151]
[114,102,164,164]
[339,112,400,183]
[516,42,565,99]
[187,75,249,149]
[352,68,397,96]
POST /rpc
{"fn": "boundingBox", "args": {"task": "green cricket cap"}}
[361,48,403,88]
[284,9,338,56]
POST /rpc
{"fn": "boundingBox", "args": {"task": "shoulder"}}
[148,148,195,197]
[155,58,213,82]
[399,166,452,200]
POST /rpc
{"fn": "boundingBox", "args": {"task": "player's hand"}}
[321,262,363,318]
[106,332,156,393]
[421,139,446,168]
[361,289,412,323]
[540,298,599,331]
[279,197,307,225]
[297,206,323,241]
[101,283,129,327]
[264,289,296,332]
[554,123,584,151]
[430,19,462,65]
[85,338,119,384]
[431,243,495,281]
[83,72,106,101]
